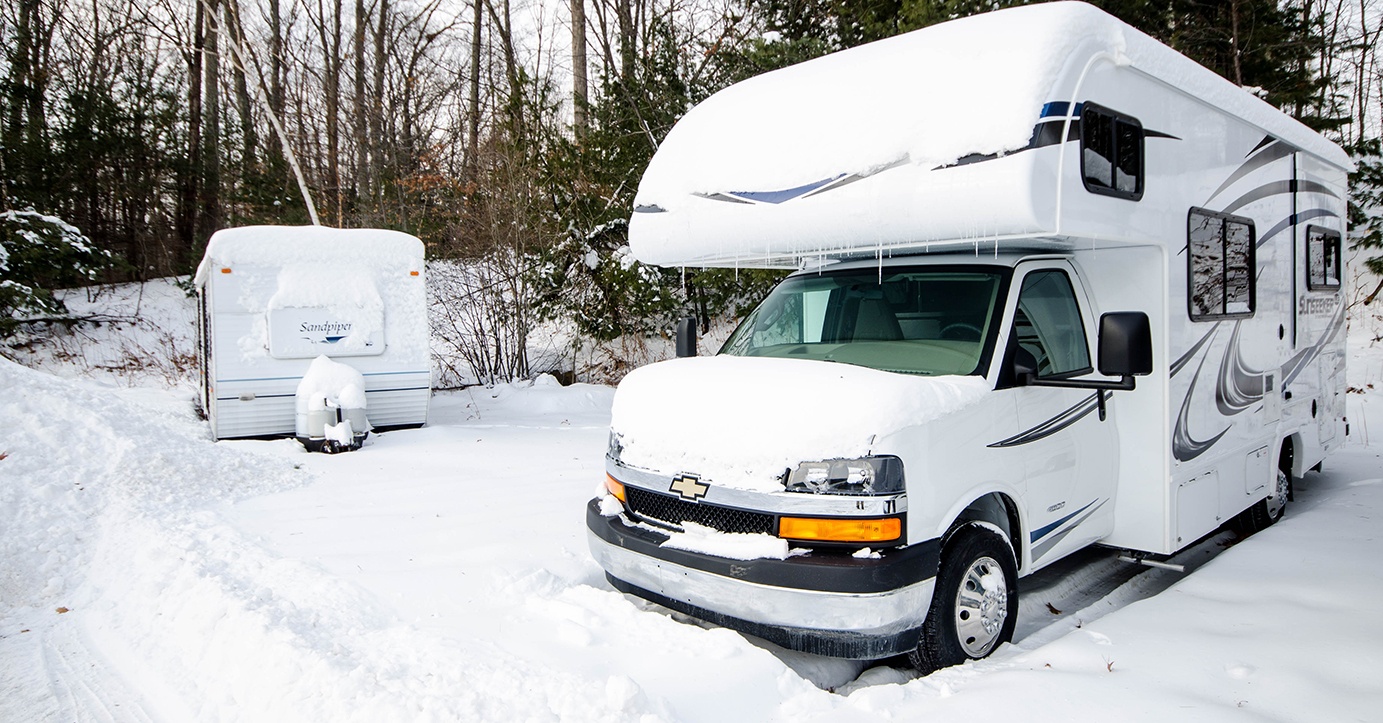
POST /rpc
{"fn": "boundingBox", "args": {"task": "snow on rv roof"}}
[193,225,424,288]
[632,1,1350,211]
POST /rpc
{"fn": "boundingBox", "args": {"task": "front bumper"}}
[586,499,940,659]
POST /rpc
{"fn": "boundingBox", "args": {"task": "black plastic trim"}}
[606,574,924,659]
[587,500,940,594]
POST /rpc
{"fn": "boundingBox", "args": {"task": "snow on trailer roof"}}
[629,1,1351,268]
[193,225,424,288]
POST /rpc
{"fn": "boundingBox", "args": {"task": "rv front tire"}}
[909,523,1018,674]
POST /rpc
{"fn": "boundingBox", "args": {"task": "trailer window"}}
[720,267,1009,376]
[1188,208,1256,320]
[1080,104,1143,201]
[1306,226,1342,290]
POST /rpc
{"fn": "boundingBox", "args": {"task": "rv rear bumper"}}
[585,499,939,659]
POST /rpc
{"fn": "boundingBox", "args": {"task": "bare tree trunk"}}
[466,0,482,180]
[484,0,525,135]
[617,0,634,83]
[353,0,369,207]
[227,0,256,177]
[176,0,204,261]
[269,0,284,120]
[1353,0,1381,144]
[1230,0,1243,86]
[198,0,222,243]
[371,0,387,199]
[314,0,344,223]
[572,0,588,138]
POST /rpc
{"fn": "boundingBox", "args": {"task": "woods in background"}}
[2,0,1381,375]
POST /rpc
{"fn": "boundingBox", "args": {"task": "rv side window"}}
[1188,208,1256,321]
[1080,103,1143,201]
[1306,226,1342,290]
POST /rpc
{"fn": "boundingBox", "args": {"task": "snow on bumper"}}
[585,499,939,659]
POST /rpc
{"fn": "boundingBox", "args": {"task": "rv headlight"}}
[607,431,624,461]
[784,456,904,496]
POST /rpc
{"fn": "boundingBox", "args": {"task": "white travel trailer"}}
[195,226,430,441]
[586,2,1351,672]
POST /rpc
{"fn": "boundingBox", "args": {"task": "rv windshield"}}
[720,267,1008,376]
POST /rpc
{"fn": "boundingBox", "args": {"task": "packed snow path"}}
[3,360,1382,721]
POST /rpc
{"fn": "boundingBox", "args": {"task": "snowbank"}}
[610,356,989,490]
[0,362,664,722]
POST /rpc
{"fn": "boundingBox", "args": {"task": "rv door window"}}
[1014,270,1092,378]
[1080,103,1144,201]
[1306,226,1342,290]
[720,267,1009,376]
[1188,207,1256,320]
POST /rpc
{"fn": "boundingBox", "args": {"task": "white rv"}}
[195,226,430,441]
[586,2,1350,672]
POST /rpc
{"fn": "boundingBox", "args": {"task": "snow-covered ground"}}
[3,279,1383,721]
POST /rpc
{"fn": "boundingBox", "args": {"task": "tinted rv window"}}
[720,267,1009,376]
[1188,208,1256,320]
[1306,226,1342,290]
[1014,271,1091,378]
[1080,104,1144,201]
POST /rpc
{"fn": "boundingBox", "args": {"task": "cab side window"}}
[1014,270,1092,378]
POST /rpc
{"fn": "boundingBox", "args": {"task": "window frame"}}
[1305,225,1342,291]
[1187,207,1257,322]
[1012,269,1094,380]
[1079,102,1145,202]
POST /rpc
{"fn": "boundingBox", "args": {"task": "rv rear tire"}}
[909,523,1018,675]
[1234,469,1289,534]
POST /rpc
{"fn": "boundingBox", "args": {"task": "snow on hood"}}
[610,356,989,492]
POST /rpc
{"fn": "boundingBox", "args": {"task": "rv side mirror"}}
[1098,312,1152,378]
[676,316,697,358]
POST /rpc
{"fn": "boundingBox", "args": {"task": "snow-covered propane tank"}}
[295,355,371,453]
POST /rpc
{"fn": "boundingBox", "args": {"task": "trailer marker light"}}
[778,516,901,543]
[410,270,419,276]
[220,267,232,274]
[604,474,627,502]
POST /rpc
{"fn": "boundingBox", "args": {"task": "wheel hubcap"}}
[1266,470,1288,519]
[954,555,1008,657]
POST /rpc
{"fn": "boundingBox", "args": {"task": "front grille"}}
[625,486,776,535]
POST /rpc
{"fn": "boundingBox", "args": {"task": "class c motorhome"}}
[194,225,431,442]
[586,2,1351,672]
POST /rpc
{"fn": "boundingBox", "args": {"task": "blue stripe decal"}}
[1040,101,1071,118]
[1030,499,1098,543]
[728,175,846,204]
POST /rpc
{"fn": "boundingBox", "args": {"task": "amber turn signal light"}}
[778,516,901,543]
[604,474,626,502]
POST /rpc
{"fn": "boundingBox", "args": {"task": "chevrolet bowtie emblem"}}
[669,473,709,502]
